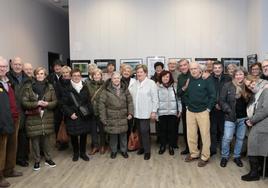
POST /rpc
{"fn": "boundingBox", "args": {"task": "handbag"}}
[70,92,93,118]
[57,121,69,143]
[128,120,140,151]
[24,107,41,116]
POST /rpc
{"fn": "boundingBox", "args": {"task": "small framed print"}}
[120,58,143,70]
[221,58,244,73]
[168,58,192,63]
[194,58,218,65]
[247,54,258,71]
[70,60,91,76]
[94,59,116,71]
[146,56,165,77]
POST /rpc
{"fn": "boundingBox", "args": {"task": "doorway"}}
[48,52,61,74]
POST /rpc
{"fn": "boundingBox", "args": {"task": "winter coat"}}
[157,84,181,116]
[85,79,104,117]
[21,80,57,137]
[248,89,268,156]
[99,79,134,134]
[62,82,93,136]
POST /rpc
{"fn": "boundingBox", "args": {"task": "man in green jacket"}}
[184,62,216,167]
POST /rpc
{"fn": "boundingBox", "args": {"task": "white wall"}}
[70,0,250,67]
[0,0,69,68]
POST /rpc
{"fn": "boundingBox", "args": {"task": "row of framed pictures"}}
[71,54,257,77]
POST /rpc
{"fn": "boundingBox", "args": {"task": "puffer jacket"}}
[21,80,57,137]
[98,79,134,134]
[157,84,181,116]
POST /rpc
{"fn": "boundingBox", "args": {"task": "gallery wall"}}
[0,0,69,69]
[69,0,254,69]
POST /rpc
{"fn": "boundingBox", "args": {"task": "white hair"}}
[0,56,8,65]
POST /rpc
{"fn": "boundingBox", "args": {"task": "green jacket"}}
[21,80,57,137]
[85,79,104,117]
[185,76,216,112]
[98,79,134,134]
[177,71,190,104]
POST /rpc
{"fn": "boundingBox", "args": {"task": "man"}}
[22,63,33,77]
[205,60,214,74]
[6,57,30,167]
[210,61,231,156]
[184,62,216,167]
[177,59,191,154]
[261,59,268,80]
[0,56,23,187]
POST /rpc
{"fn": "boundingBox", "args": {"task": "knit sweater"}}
[185,76,216,112]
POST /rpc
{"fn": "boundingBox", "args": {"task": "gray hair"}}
[111,71,121,79]
[0,56,8,65]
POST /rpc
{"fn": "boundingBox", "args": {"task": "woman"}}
[102,62,115,81]
[88,63,98,80]
[62,69,93,162]
[85,68,106,155]
[99,72,134,159]
[151,62,164,85]
[157,70,181,155]
[227,63,238,77]
[121,64,135,88]
[241,76,268,181]
[249,62,262,80]
[219,67,250,168]
[21,67,57,171]
[55,65,71,150]
[129,64,158,160]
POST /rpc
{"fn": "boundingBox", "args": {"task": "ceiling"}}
[37,0,69,15]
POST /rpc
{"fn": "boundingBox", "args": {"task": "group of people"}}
[0,56,268,187]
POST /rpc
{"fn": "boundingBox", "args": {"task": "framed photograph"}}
[94,59,116,71]
[168,58,192,63]
[194,58,218,65]
[120,58,143,70]
[247,54,258,71]
[70,60,90,76]
[221,58,244,73]
[146,56,165,77]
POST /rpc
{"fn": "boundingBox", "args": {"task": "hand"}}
[215,104,221,110]
[150,112,156,120]
[246,119,253,127]
[71,113,78,120]
[37,100,43,106]
[127,114,133,120]
[182,79,189,91]
[41,101,49,107]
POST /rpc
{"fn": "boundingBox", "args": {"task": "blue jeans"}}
[221,118,247,159]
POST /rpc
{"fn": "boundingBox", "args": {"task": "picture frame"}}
[168,58,192,63]
[146,56,165,77]
[221,58,244,73]
[94,59,116,71]
[70,60,91,77]
[247,54,258,71]
[120,58,143,70]
[194,58,218,65]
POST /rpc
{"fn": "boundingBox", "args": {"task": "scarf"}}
[71,80,83,93]
[112,83,121,96]
[32,80,47,100]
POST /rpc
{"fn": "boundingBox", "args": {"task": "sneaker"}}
[45,160,56,168]
[33,162,40,171]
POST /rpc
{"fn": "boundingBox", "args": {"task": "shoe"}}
[121,152,129,159]
[33,162,40,171]
[4,170,23,177]
[144,153,151,160]
[173,144,179,149]
[180,149,189,155]
[137,149,144,155]
[89,147,99,155]
[0,177,10,187]
[80,153,90,161]
[100,146,106,155]
[158,146,166,155]
[185,155,199,162]
[220,158,228,167]
[110,152,117,159]
[45,160,56,167]
[16,160,29,167]
[241,156,260,181]
[169,146,174,155]
[198,159,209,167]
[233,157,243,167]
[72,153,79,162]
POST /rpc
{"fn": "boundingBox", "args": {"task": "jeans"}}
[221,118,247,159]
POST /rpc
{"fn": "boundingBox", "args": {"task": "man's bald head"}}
[23,63,33,77]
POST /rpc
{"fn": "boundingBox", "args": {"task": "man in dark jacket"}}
[210,61,231,156]
[184,62,216,167]
[0,56,23,187]
[6,57,30,167]
[261,59,268,80]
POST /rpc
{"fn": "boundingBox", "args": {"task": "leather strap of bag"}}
[70,92,80,108]
[91,87,102,103]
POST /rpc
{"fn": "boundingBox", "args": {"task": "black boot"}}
[158,145,166,155]
[241,156,260,181]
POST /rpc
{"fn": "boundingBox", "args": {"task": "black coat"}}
[0,83,14,134]
[211,73,231,104]
[62,83,94,136]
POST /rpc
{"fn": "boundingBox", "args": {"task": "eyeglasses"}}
[262,65,268,69]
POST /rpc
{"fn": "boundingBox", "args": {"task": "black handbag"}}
[70,92,93,118]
